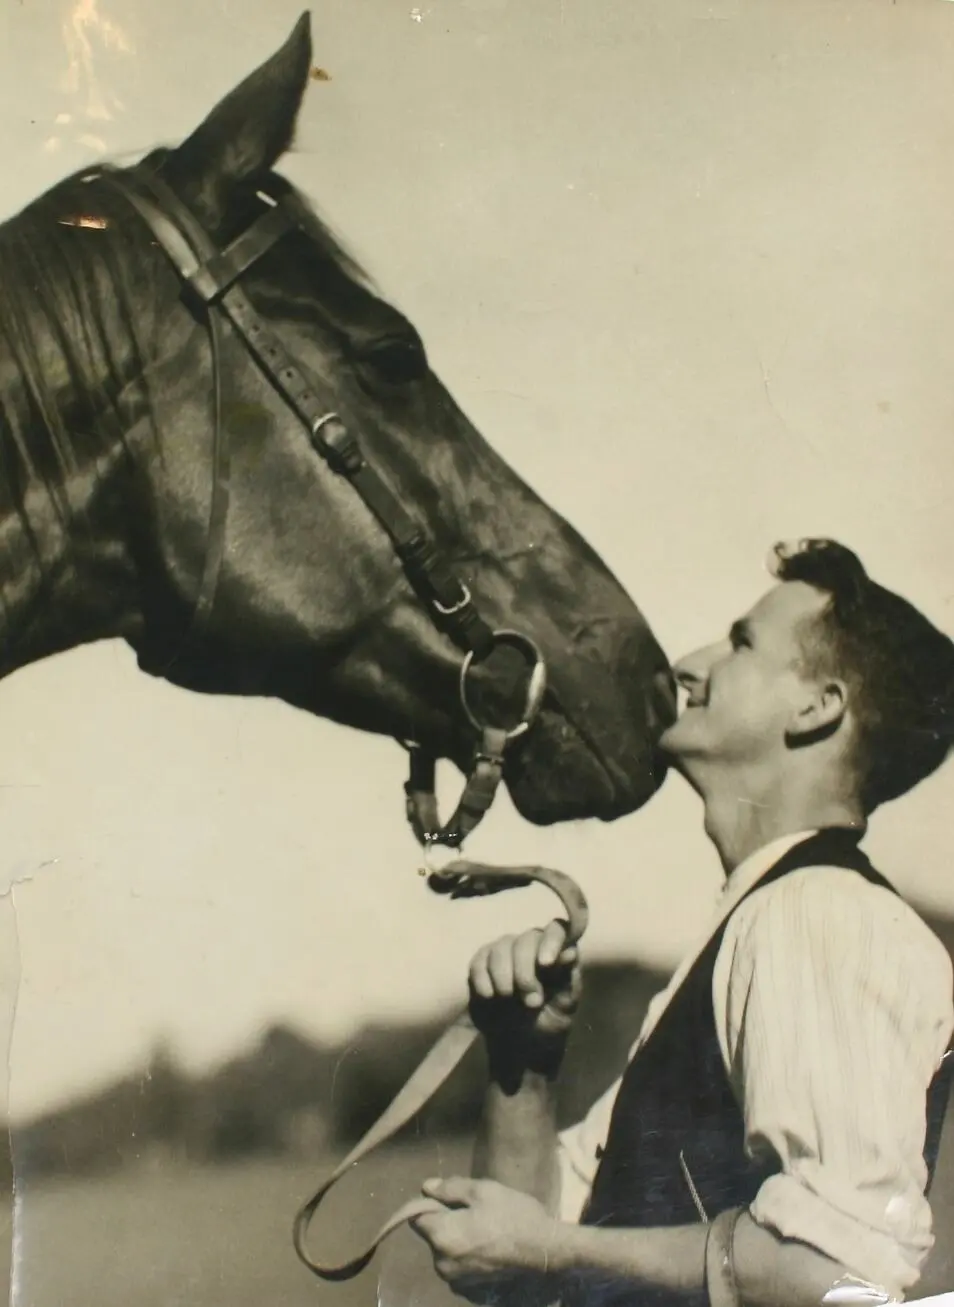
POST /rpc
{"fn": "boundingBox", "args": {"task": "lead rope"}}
[291,859,589,1282]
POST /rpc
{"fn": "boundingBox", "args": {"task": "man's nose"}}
[672,645,717,696]
[673,654,706,690]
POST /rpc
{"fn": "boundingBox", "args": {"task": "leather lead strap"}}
[292,860,589,1282]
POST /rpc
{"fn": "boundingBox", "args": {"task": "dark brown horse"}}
[0,12,674,854]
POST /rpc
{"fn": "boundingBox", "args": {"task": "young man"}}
[411,538,954,1307]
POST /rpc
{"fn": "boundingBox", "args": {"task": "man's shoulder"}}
[725,861,954,990]
[740,857,920,919]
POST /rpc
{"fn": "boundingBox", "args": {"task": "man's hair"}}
[770,538,954,811]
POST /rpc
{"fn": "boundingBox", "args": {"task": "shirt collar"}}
[717,829,819,914]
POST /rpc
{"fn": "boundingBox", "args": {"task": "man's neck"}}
[699,769,865,874]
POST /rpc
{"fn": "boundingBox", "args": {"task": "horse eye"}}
[359,338,428,387]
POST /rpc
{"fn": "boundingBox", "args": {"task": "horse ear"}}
[164,12,313,223]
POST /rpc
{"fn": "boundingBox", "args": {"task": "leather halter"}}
[101,164,547,869]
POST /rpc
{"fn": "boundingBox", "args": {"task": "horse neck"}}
[0,337,142,683]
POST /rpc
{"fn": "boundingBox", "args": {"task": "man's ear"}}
[161,12,313,226]
[786,680,848,746]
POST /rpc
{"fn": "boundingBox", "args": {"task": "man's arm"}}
[550,1210,855,1306]
[467,919,578,1211]
[471,1065,561,1210]
[715,868,954,1297]
[412,923,863,1307]
[417,1164,855,1306]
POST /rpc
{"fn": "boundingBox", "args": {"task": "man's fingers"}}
[409,1212,440,1240]
[538,918,572,968]
[469,927,580,1009]
[469,944,494,1000]
[423,1175,480,1207]
[486,938,516,997]
[512,930,545,1006]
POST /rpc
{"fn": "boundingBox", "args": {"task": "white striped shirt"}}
[556,832,954,1301]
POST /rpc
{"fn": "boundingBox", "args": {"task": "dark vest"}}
[569,829,954,1307]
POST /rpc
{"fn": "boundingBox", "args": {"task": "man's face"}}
[659,581,830,774]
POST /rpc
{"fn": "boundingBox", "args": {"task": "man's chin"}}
[656,722,697,777]
[657,722,684,758]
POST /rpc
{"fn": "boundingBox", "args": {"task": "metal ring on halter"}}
[459,629,547,741]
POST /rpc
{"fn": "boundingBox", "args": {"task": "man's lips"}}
[676,687,708,712]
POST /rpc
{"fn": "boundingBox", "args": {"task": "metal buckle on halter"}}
[311,412,364,475]
[459,629,547,741]
[432,584,472,617]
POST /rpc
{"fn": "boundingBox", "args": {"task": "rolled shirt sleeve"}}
[715,866,954,1299]
[557,1075,625,1222]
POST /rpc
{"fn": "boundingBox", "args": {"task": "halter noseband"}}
[101,164,547,875]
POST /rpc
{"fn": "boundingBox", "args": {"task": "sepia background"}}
[0,0,952,1302]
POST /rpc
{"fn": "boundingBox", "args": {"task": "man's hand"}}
[411,1176,565,1296]
[468,920,582,1069]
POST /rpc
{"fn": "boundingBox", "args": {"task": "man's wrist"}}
[533,1218,712,1296]
[542,1220,603,1280]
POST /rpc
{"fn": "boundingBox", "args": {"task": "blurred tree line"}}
[7,961,665,1181]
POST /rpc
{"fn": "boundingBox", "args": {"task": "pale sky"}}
[0,0,952,1121]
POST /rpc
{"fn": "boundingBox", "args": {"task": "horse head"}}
[0,13,674,834]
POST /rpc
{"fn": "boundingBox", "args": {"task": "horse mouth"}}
[501,703,668,826]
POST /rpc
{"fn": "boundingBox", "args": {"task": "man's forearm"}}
[472,1059,562,1214]
[550,1211,854,1307]
[555,1221,707,1297]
